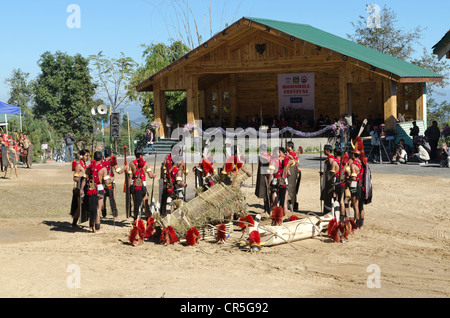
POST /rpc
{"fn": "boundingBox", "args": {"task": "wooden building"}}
[137,17,443,138]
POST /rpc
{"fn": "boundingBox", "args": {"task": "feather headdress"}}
[351,136,364,154]
[202,159,214,175]
[111,155,118,166]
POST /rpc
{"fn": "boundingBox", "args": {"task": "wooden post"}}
[416,83,425,121]
[230,74,237,128]
[153,82,166,138]
[339,64,347,116]
[186,74,199,136]
[127,112,131,156]
[383,80,398,132]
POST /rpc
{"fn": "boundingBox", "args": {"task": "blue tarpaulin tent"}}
[0,101,22,134]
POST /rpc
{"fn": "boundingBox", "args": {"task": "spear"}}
[149,151,158,214]
[319,143,323,213]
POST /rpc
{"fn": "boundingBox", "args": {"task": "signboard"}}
[278,73,315,122]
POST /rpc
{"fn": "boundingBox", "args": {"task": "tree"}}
[4,68,33,113]
[88,51,137,114]
[347,5,424,61]
[427,98,450,127]
[4,68,57,161]
[33,51,97,142]
[410,48,450,98]
[348,5,450,127]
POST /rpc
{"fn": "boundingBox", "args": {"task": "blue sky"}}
[1,0,449,122]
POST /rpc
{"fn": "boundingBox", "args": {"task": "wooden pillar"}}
[199,90,206,120]
[186,74,199,135]
[383,80,398,131]
[153,82,166,138]
[339,64,347,116]
[230,74,237,127]
[416,83,425,121]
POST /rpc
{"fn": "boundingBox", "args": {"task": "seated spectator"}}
[440,143,450,168]
[398,139,411,156]
[411,143,430,165]
[392,144,408,164]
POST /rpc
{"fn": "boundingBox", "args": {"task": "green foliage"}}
[427,98,450,127]
[4,68,33,111]
[89,51,137,113]
[411,48,450,98]
[347,5,424,61]
[33,51,97,143]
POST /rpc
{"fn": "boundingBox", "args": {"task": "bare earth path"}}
[0,158,449,298]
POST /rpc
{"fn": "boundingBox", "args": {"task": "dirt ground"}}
[0,159,449,298]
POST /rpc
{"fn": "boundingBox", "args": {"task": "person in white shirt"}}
[392,144,408,164]
[369,126,381,162]
[412,143,430,165]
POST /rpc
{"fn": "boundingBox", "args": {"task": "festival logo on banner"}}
[278,73,315,122]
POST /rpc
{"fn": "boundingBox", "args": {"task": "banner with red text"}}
[278,73,315,122]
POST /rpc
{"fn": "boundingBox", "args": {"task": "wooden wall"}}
[149,22,427,136]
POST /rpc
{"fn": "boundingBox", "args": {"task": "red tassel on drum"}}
[216,223,227,243]
[144,217,155,238]
[129,225,140,246]
[328,221,340,243]
[328,218,337,237]
[136,219,146,240]
[271,206,284,226]
[238,215,254,231]
[349,218,358,231]
[249,230,260,246]
[249,230,261,246]
[160,226,178,245]
[186,227,200,246]
[249,230,261,254]
[238,216,246,230]
[288,215,299,222]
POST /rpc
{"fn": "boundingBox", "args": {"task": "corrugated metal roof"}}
[246,17,443,79]
[432,30,450,53]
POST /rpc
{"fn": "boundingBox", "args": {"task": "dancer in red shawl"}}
[255,144,272,214]
[269,147,290,218]
[70,149,90,229]
[83,151,110,233]
[286,141,301,212]
[223,145,245,175]
[194,147,215,193]
[348,137,365,228]
[101,148,124,220]
[319,144,340,216]
[128,148,156,220]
